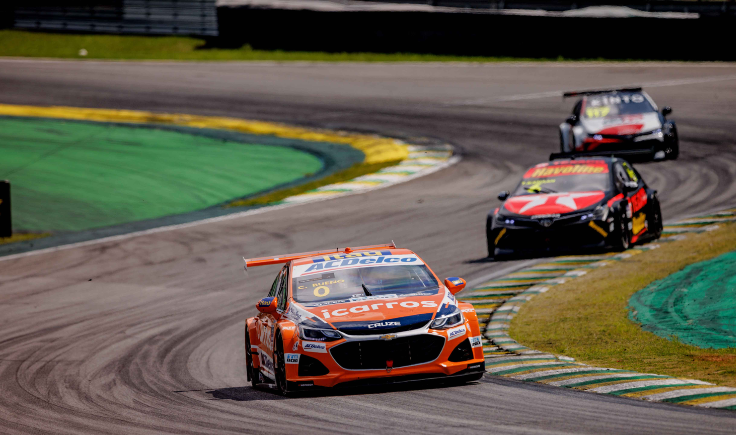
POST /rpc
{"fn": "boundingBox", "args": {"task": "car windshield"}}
[513,161,611,195]
[292,265,439,304]
[581,92,655,119]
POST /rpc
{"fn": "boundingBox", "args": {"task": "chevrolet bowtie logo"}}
[379,334,397,341]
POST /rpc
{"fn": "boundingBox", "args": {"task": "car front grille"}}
[329,334,445,370]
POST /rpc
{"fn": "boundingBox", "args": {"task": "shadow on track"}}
[206,378,485,401]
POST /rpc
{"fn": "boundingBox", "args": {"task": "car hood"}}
[581,112,661,136]
[503,191,606,216]
[286,288,458,333]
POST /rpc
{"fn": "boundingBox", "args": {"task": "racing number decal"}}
[307,280,344,298]
[632,213,647,235]
[313,286,330,297]
[585,106,611,118]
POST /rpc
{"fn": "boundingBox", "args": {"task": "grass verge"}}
[511,223,736,387]
[0,30,571,62]
[228,160,400,207]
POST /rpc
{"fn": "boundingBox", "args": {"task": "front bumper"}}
[491,216,614,254]
[284,322,485,389]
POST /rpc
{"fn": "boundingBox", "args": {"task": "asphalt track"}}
[1,60,736,434]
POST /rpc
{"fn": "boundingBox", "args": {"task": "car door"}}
[616,161,648,236]
[256,266,285,376]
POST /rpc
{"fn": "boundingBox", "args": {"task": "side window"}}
[276,266,289,311]
[572,100,583,117]
[268,269,283,297]
[621,161,640,185]
[614,163,630,192]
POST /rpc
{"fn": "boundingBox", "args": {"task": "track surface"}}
[1,60,736,434]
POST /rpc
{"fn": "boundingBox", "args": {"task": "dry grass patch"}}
[511,223,736,387]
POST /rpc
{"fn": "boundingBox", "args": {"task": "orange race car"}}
[244,243,485,395]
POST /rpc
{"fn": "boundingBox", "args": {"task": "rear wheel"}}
[245,330,261,388]
[274,335,291,397]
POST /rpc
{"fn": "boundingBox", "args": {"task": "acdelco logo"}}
[368,321,400,329]
[302,342,327,353]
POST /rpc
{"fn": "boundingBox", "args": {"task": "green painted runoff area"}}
[0,117,322,232]
[629,250,736,349]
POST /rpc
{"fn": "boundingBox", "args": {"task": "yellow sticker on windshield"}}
[585,106,611,118]
[622,162,638,182]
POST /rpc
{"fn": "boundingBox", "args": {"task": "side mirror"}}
[498,191,509,201]
[623,181,638,191]
[566,114,578,125]
[256,296,278,314]
[444,277,466,295]
[661,106,672,117]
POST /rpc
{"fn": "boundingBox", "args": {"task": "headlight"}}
[592,205,609,221]
[430,306,464,330]
[299,325,342,342]
[496,213,515,225]
[634,129,664,142]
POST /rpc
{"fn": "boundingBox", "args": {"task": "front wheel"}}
[665,129,679,160]
[610,210,631,251]
[649,197,663,240]
[274,335,291,397]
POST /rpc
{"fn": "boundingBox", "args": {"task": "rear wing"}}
[563,87,642,98]
[243,242,397,271]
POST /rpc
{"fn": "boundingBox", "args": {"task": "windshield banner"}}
[293,254,423,277]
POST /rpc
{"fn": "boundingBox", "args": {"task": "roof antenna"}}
[243,257,249,275]
[392,239,397,248]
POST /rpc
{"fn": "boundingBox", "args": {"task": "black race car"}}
[558,87,678,161]
[486,157,662,258]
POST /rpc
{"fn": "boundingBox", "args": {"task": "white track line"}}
[448,74,736,106]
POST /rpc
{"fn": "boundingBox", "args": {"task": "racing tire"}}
[649,197,664,240]
[245,331,261,388]
[274,335,291,397]
[486,220,496,259]
[666,130,679,160]
[611,209,631,252]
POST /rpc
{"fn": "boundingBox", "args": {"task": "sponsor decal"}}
[286,353,300,364]
[258,297,275,308]
[301,290,437,308]
[632,212,647,235]
[447,325,467,341]
[292,340,299,351]
[311,250,393,263]
[531,213,560,219]
[461,308,475,313]
[470,336,482,348]
[320,300,438,319]
[300,255,419,275]
[524,163,608,179]
[302,341,327,353]
[258,323,274,351]
[468,363,482,370]
[297,381,314,387]
[368,321,400,329]
[259,351,275,374]
[282,326,295,331]
[630,188,647,213]
[587,93,645,107]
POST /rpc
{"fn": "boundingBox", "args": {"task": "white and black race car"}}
[557,87,678,161]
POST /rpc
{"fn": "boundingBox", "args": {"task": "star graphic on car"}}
[518,192,602,214]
